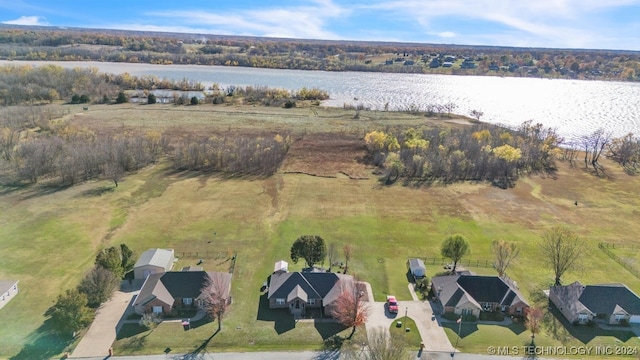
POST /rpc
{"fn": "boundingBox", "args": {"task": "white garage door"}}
[629,315,640,323]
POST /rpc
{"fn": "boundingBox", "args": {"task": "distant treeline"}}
[0,26,639,81]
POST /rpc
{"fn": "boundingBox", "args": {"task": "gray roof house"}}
[549,281,640,325]
[268,271,354,317]
[0,280,19,310]
[133,248,176,279]
[133,271,231,315]
[431,274,529,317]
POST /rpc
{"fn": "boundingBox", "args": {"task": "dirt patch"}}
[282,133,371,178]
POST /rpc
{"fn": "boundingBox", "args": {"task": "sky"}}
[1,0,640,51]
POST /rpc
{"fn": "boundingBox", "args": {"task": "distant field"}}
[1,103,640,358]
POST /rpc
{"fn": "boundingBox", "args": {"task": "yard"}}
[2,104,640,357]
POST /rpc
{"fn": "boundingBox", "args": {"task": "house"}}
[0,280,19,310]
[133,248,176,279]
[267,271,354,317]
[549,282,640,325]
[408,258,426,278]
[431,274,529,318]
[133,271,231,315]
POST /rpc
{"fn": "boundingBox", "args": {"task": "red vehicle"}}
[386,295,398,314]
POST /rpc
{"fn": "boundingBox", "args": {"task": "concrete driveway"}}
[70,284,139,358]
[363,282,454,354]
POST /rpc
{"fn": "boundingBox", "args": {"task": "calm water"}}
[3,60,640,140]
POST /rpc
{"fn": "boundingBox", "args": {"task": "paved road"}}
[70,350,554,360]
[70,287,139,358]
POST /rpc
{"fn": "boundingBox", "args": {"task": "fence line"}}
[598,243,640,280]
[175,250,233,259]
[599,242,639,250]
[418,257,494,268]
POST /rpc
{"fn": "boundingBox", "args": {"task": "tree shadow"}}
[314,320,347,340]
[79,185,115,197]
[19,183,70,200]
[116,323,147,340]
[180,328,220,360]
[256,293,295,334]
[441,321,479,338]
[10,319,74,360]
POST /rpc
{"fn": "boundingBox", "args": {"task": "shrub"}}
[140,313,161,330]
[190,96,199,105]
[284,100,296,108]
[115,91,128,104]
[79,94,90,104]
[479,312,504,322]
[443,313,459,321]
[147,93,157,104]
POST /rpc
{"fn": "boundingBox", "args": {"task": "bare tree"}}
[326,242,339,272]
[0,127,19,161]
[200,272,232,331]
[491,239,520,277]
[343,245,352,274]
[607,133,640,174]
[342,328,410,360]
[540,226,583,286]
[581,128,611,175]
[330,278,369,339]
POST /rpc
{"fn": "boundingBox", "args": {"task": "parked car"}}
[386,295,398,314]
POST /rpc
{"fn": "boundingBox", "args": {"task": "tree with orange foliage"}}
[330,278,369,339]
[525,307,544,344]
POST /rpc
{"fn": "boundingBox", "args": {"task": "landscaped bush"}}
[479,312,505,322]
[462,314,477,322]
[443,313,459,321]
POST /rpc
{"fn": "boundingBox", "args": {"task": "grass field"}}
[1,103,640,358]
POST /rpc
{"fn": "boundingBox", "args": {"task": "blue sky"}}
[1,0,640,51]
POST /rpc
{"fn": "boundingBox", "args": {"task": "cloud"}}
[437,31,457,38]
[1,15,48,26]
[140,0,349,40]
[354,0,640,49]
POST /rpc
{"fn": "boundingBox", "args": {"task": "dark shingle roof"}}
[268,271,352,305]
[457,276,509,303]
[580,284,640,315]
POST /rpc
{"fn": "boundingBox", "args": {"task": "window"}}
[153,306,163,314]
[183,298,193,305]
[308,299,316,305]
[462,308,473,315]
[578,313,588,322]
[615,314,626,322]
[501,305,507,312]
[275,298,285,305]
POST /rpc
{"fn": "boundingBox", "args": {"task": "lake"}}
[2,60,639,140]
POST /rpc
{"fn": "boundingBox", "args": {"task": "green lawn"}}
[2,105,640,357]
[389,317,422,348]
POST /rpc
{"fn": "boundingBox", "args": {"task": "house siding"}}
[507,301,528,315]
[134,265,165,280]
[455,304,480,318]
[136,298,171,315]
